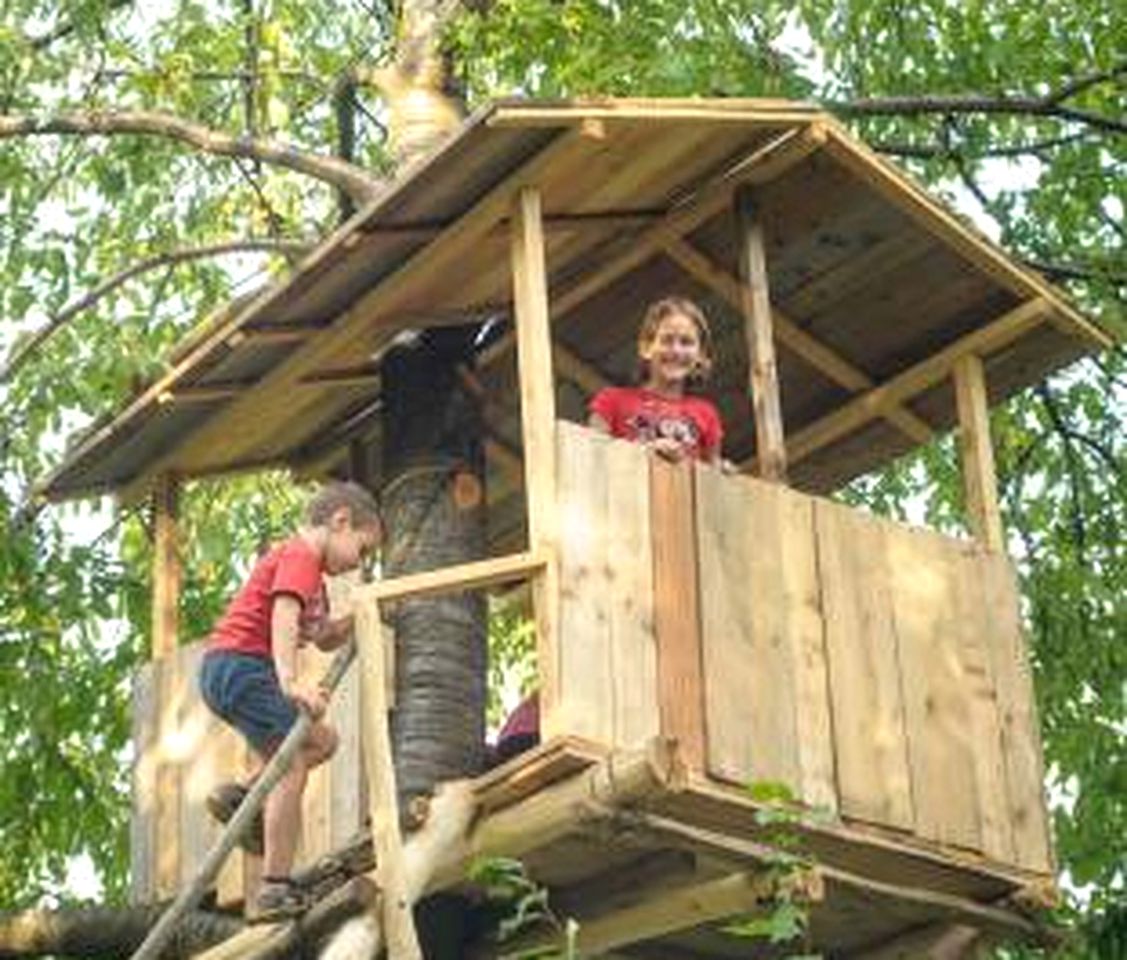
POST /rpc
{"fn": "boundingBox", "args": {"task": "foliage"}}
[720,781,822,957]
[469,857,578,959]
[0,7,1121,959]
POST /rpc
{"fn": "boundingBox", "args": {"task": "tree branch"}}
[0,904,240,959]
[0,238,312,384]
[873,132,1092,160]
[835,60,1127,136]
[1023,259,1127,288]
[0,111,384,203]
[25,0,133,51]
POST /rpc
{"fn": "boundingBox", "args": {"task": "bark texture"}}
[381,327,488,806]
[0,905,241,960]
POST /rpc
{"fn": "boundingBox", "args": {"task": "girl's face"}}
[640,311,705,391]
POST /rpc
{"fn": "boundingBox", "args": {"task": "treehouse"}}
[39,98,1116,958]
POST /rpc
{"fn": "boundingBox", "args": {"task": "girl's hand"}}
[651,437,687,462]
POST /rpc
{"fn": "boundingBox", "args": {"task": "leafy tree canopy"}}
[0,0,1122,952]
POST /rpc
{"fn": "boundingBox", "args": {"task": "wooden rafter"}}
[118,127,596,502]
[479,123,828,371]
[659,235,934,446]
[788,298,1049,464]
[819,120,1111,350]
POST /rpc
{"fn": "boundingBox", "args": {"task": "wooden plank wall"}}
[555,421,660,746]
[130,572,368,906]
[554,422,1050,874]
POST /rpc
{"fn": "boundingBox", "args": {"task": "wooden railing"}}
[131,420,1052,904]
[552,420,1052,873]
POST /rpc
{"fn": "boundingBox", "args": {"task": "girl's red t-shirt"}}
[208,537,327,659]
[589,386,723,461]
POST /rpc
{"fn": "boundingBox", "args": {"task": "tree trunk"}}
[381,327,488,802]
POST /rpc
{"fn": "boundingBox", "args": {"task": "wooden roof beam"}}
[819,120,1112,350]
[225,323,322,347]
[348,211,666,244]
[787,297,1050,465]
[118,127,598,503]
[660,236,934,447]
[479,123,829,370]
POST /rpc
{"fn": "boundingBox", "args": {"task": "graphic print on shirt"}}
[625,404,702,451]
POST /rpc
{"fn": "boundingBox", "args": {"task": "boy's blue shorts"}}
[199,651,299,754]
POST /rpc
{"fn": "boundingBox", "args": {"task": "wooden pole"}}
[355,599,422,960]
[150,473,180,659]
[953,354,1004,552]
[510,186,561,737]
[734,186,787,482]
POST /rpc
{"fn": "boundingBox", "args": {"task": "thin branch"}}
[835,60,1127,136]
[0,238,312,383]
[0,110,384,203]
[1046,60,1127,105]
[1023,259,1127,288]
[92,67,328,88]
[1036,383,1090,560]
[25,0,133,51]
[873,132,1092,159]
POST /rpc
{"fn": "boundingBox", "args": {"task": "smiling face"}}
[323,506,382,575]
[639,309,706,393]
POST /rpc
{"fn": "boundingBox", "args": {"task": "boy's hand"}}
[282,678,329,719]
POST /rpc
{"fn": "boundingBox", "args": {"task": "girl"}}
[588,295,723,464]
[492,297,724,766]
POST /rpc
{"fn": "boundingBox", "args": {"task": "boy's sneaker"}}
[205,781,265,855]
[251,878,309,923]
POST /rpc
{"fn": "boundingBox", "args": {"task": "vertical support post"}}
[510,186,560,737]
[953,354,1004,552]
[356,597,421,959]
[734,186,787,482]
[151,472,180,659]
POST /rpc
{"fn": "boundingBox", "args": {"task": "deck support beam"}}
[953,354,1004,552]
[734,186,787,481]
[150,473,180,660]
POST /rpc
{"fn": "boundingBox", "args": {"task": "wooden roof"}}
[38,97,1114,506]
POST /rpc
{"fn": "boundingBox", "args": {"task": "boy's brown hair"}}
[305,481,381,528]
[636,296,715,385]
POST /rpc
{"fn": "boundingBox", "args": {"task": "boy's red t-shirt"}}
[208,537,327,659]
[589,386,723,461]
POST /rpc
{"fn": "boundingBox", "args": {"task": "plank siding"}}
[886,524,981,850]
[556,422,659,747]
[130,662,159,904]
[650,459,706,770]
[953,546,1015,864]
[556,421,615,741]
[697,467,802,792]
[603,436,660,747]
[979,555,1053,872]
[815,500,914,831]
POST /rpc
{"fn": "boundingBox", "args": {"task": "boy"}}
[199,481,382,921]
